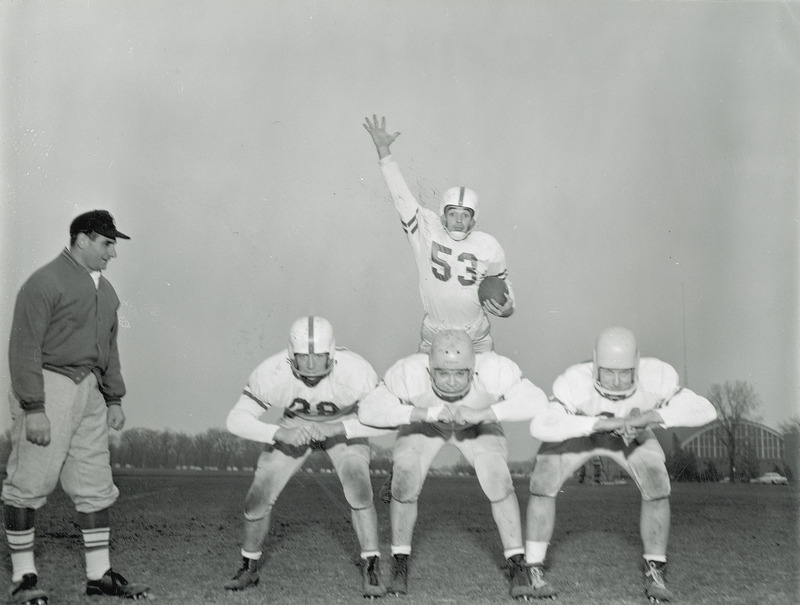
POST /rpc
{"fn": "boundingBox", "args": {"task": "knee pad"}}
[243,484,278,521]
[638,471,672,501]
[338,455,374,509]
[628,449,671,500]
[528,455,563,497]
[474,454,514,502]
[390,463,424,504]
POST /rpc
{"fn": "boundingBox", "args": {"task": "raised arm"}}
[363,114,401,160]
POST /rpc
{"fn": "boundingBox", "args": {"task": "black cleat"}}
[223,558,260,591]
[644,560,673,602]
[387,554,408,595]
[9,574,48,605]
[86,568,149,599]
[361,555,386,598]
[508,554,533,599]
[527,563,557,599]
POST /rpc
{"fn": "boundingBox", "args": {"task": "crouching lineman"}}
[526,327,717,602]
[223,316,392,598]
[358,330,550,600]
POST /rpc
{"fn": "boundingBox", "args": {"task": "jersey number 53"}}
[431,242,478,285]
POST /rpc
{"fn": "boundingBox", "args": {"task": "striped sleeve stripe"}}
[401,211,419,235]
[243,389,270,411]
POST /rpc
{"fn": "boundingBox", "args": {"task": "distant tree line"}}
[0,379,793,483]
[105,428,397,473]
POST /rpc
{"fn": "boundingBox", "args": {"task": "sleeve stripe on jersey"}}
[655,386,683,408]
[489,271,508,280]
[242,389,270,411]
[401,211,419,235]
[553,397,579,415]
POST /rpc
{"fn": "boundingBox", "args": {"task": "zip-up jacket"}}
[9,248,126,411]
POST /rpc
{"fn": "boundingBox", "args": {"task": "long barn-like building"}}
[578,420,795,484]
[681,419,787,473]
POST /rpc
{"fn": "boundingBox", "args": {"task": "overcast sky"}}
[1,0,797,462]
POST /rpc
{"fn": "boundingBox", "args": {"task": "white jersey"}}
[379,156,515,327]
[530,357,717,443]
[226,348,386,443]
[358,350,548,430]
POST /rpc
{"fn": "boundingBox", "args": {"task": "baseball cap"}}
[70,210,130,240]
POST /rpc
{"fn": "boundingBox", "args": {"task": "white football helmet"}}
[593,326,639,399]
[428,329,475,400]
[288,316,335,383]
[439,186,478,241]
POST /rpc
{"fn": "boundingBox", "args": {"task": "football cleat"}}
[644,560,673,602]
[223,558,260,591]
[508,554,533,599]
[86,568,149,599]
[528,563,557,599]
[387,554,409,595]
[361,556,386,598]
[8,574,48,605]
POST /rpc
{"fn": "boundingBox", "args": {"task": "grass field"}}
[1,471,797,604]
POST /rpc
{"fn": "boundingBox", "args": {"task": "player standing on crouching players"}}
[358,330,550,600]
[525,327,717,602]
[363,115,515,354]
[223,316,391,598]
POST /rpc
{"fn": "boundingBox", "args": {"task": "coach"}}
[3,210,148,603]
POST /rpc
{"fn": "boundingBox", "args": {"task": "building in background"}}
[679,419,790,480]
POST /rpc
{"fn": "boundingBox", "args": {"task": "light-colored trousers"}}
[2,370,119,513]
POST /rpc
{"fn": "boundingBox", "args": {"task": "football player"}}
[526,327,717,602]
[358,330,550,600]
[363,115,515,354]
[223,316,391,598]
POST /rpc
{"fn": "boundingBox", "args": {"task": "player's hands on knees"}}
[483,297,514,318]
[275,426,318,447]
[410,405,453,424]
[452,406,495,425]
[25,411,51,446]
[106,404,126,431]
[592,416,626,434]
[616,408,653,444]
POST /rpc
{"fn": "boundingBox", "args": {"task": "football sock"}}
[241,549,262,560]
[82,527,111,580]
[504,547,525,560]
[6,528,37,582]
[361,550,380,559]
[644,554,667,563]
[391,546,411,556]
[525,540,549,565]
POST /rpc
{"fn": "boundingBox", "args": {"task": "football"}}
[478,276,508,306]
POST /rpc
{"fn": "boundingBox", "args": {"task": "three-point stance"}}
[526,327,717,602]
[358,330,549,600]
[363,115,515,354]
[223,316,390,598]
[3,210,149,604]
